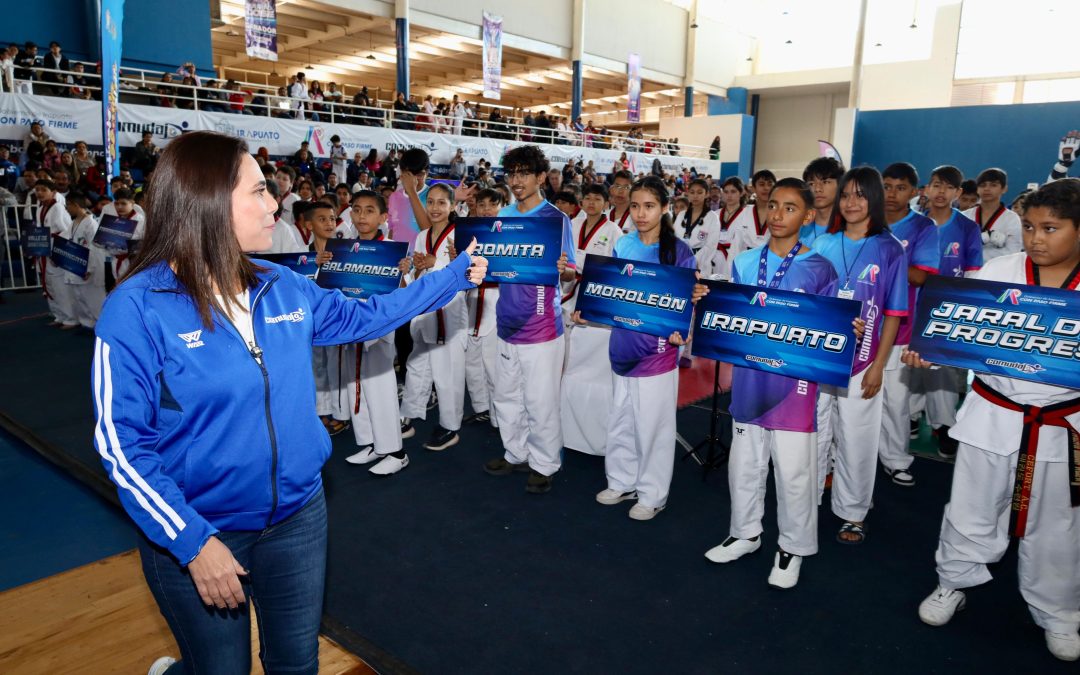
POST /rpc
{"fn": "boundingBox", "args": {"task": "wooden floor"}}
[0,550,375,674]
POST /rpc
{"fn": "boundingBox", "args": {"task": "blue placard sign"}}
[691,280,861,387]
[454,216,562,286]
[25,227,51,257]
[50,236,90,277]
[575,253,696,338]
[316,239,409,299]
[92,214,138,252]
[254,252,319,280]
[910,275,1080,389]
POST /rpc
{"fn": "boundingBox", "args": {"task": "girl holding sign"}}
[400,183,468,458]
[704,178,840,588]
[905,178,1080,662]
[576,176,698,521]
[812,167,908,545]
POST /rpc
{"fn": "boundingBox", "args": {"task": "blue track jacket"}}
[92,253,473,564]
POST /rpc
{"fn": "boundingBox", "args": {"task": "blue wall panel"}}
[2,0,212,75]
[852,100,1080,199]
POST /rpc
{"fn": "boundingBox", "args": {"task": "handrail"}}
[4,63,718,160]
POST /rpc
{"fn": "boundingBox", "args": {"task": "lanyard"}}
[840,234,870,290]
[758,242,802,288]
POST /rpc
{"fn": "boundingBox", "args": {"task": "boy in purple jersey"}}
[482,146,577,494]
[877,163,940,488]
[704,178,841,588]
[812,167,908,545]
[574,176,699,521]
[911,165,984,458]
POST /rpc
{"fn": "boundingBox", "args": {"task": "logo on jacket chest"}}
[265,307,306,324]
[178,330,205,348]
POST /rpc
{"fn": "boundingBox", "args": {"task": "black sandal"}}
[836,521,866,545]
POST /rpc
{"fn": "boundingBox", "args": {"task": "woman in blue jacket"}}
[92,131,487,675]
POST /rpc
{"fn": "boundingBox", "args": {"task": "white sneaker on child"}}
[345,445,377,465]
[1046,631,1080,661]
[918,586,966,626]
[767,551,802,589]
[704,536,760,563]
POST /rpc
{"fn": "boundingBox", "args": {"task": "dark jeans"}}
[138,488,327,674]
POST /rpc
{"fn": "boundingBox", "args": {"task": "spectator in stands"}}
[68,62,92,99]
[392,91,411,129]
[41,41,70,96]
[709,135,720,160]
[449,149,467,180]
[290,72,310,120]
[379,149,398,187]
[351,86,371,124]
[133,131,159,175]
[26,121,49,150]
[0,45,16,93]
[324,81,342,118]
[157,73,176,107]
[72,141,94,178]
[487,108,506,140]
[118,168,135,189]
[452,95,466,136]
[200,79,228,113]
[224,80,252,114]
[0,147,19,191]
[14,165,36,202]
[175,60,201,87]
[177,76,198,110]
[42,140,61,172]
[420,95,436,131]
[354,169,374,192]
[475,168,494,189]
[14,42,39,94]
[89,62,103,101]
[463,101,477,136]
[293,149,316,178]
[271,86,292,118]
[361,149,381,175]
[51,168,71,197]
[544,169,563,202]
[58,151,78,186]
[308,80,325,121]
[346,152,365,186]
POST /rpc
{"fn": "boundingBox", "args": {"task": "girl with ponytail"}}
[573,175,701,520]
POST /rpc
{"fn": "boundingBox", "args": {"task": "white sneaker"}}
[400,418,415,439]
[369,453,409,476]
[704,536,761,563]
[596,488,637,505]
[345,445,377,465]
[148,657,177,675]
[1046,631,1080,661]
[628,503,664,521]
[918,585,966,626]
[767,551,802,589]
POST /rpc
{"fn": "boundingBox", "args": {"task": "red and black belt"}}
[473,282,495,336]
[972,377,1080,538]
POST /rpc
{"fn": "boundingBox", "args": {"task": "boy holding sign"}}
[907,178,1080,662]
[340,191,411,475]
[704,178,839,587]
[575,176,698,520]
[64,191,107,328]
[483,145,576,495]
[37,179,77,329]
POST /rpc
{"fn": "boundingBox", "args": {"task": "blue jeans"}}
[138,488,327,674]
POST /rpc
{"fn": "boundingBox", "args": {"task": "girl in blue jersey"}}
[704,178,840,588]
[575,176,699,521]
[812,167,908,544]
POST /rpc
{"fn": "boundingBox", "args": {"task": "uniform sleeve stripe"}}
[94,338,186,537]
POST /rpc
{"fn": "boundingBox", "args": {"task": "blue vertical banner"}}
[100,0,124,188]
[395,17,410,99]
[245,0,279,62]
[482,11,503,100]
[627,53,641,123]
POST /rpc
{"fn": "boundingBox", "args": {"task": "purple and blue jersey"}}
[798,222,830,247]
[495,200,576,344]
[729,246,839,433]
[936,208,983,278]
[813,230,908,377]
[889,209,939,346]
[608,231,697,377]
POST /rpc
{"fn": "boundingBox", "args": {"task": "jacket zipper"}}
[220,277,281,526]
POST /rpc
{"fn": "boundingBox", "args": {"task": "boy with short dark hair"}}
[729,169,776,260]
[462,188,505,427]
[963,167,1022,261]
[957,179,978,211]
[800,157,844,246]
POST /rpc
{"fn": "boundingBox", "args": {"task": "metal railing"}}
[3,62,717,160]
[1,202,42,291]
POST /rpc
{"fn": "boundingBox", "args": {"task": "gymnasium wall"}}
[1,0,213,75]
[851,100,1080,196]
[657,113,753,178]
[753,91,848,178]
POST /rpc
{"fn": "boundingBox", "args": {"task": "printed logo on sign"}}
[751,291,768,306]
[351,242,362,253]
[746,354,785,368]
[298,255,308,265]
[997,288,1023,305]
[178,330,204,349]
[986,358,1044,374]
[491,221,503,233]
[621,263,635,277]
[265,308,306,324]
[858,264,880,284]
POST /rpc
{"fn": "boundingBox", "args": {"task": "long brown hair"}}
[122,131,260,329]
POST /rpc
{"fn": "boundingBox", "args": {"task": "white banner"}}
[482,12,503,100]
[245,0,278,62]
[0,93,722,177]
